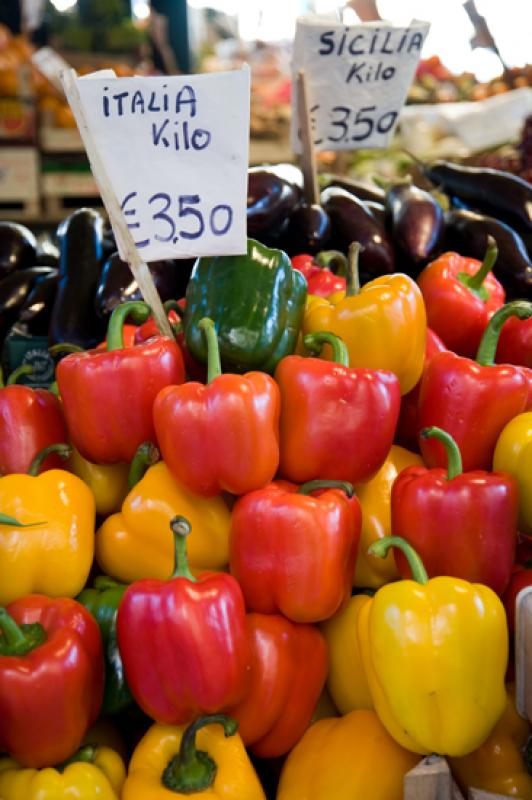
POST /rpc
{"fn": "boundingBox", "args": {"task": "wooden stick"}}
[60,68,173,339]
[515,585,532,721]
[297,70,319,206]
[404,756,454,800]
[468,790,517,800]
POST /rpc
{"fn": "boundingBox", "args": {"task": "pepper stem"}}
[457,236,497,301]
[170,516,196,582]
[0,608,46,656]
[199,318,222,383]
[303,332,349,367]
[28,443,71,476]
[162,715,238,793]
[57,745,97,772]
[107,301,152,351]
[6,365,33,386]
[476,301,532,366]
[346,243,362,297]
[314,250,348,277]
[298,479,354,498]
[128,441,160,490]
[164,300,184,319]
[49,343,85,356]
[0,513,45,528]
[368,536,429,585]
[420,427,462,480]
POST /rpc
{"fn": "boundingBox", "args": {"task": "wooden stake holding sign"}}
[61,68,173,339]
[515,585,532,722]
[404,757,515,800]
[296,70,319,206]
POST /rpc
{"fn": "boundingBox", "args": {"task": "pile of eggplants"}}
[248,161,532,300]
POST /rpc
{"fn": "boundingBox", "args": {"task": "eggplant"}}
[247,168,301,237]
[320,187,395,283]
[49,208,106,349]
[17,272,59,336]
[35,233,59,268]
[320,174,385,205]
[0,222,38,278]
[279,203,332,255]
[424,161,532,234]
[95,252,194,319]
[364,201,386,227]
[0,267,56,343]
[444,209,532,300]
[385,182,444,274]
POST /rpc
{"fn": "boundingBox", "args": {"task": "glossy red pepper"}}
[0,595,103,767]
[0,366,67,475]
[392,426,518,595]
[291,253,346,297]
[417,238,505,358]
[154,317,279,496]
[496,316,532,369]
[117,516,251,724]
[418,301,532,470]
[228,613,328,758]
[96,323,138,350]
[276,331,400,484]
[57,302,185,464]
[229,479,360,623]
[395,328,447,451]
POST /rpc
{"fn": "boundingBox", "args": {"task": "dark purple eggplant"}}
[320,187,395,283]
[49,208,106,349]
[263,163,303,189]
[424,161,532,234]
[17,271,59,336]
[364,201,386,227]
[0,222,37,278]
[320,174,385,205]
[279,203,332,255]
[444,209,532,300]
[95,252,194,319]
[35,233,59,268]
[247,168,301,237]
[0,267,56,342]
[385,182,444,274]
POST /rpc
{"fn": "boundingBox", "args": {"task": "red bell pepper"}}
[154,317,279,496]
[229,479,360,623]
[392,426,518,595]
[117,516,251,724]
[0,595,103,767]
[228,613,327,758]
[57,301,185,464]
[418,301,532,470]
[276,331,400,484]
[291,253,347,297]
[0,366,67,475]
[417,238,504,358]
[395,327,447,451]
[496,315,532,369]
[96,324,138,350]
[134,300,207,382]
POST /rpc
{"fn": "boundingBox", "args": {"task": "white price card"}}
[292,17,430,153]
[71,67,250,262]
[32,47,70,94]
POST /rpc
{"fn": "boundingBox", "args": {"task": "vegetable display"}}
[0,153,531,799]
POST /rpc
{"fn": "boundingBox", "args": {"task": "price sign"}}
[32,48,70,94]
[292,17,430,152]
[72,67,250,261]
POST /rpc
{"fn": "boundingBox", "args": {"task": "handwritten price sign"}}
[292,18,430,152]
[75,67,250,261]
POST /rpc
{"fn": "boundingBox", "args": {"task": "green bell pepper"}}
[184,238,307,373]
[76,576,133,716]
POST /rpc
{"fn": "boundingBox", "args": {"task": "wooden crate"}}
[0,146,40,220]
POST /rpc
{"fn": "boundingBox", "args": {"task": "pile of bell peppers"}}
[0,233,531,800]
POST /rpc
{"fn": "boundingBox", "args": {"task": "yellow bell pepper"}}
[0,745,125,800]
[358,536,508,757]
[354,445,422,588]
[69,446,129,517]
[320,594,373,714]
[96,461,230,582]
[450,686,532,800]
[122,715,266,800]
[0,446,95,605]
[277,709,420,800]
[493,412,532,535]
[302,271,426,394]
